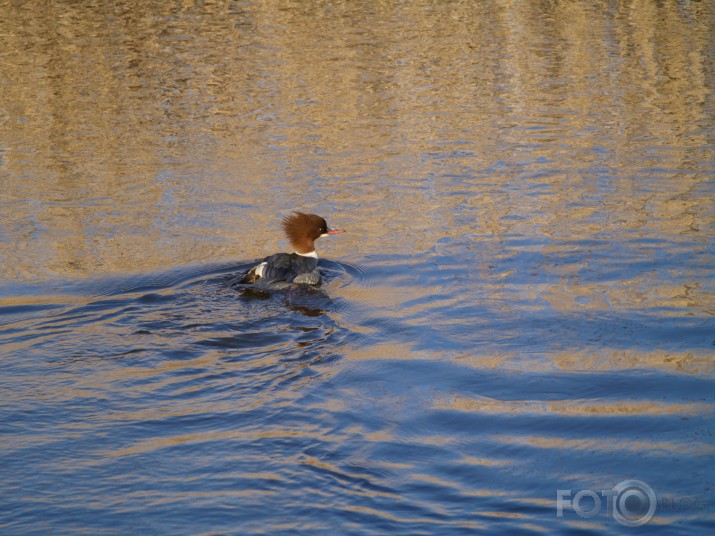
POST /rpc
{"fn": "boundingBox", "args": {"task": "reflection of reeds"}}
[0,1,711,280]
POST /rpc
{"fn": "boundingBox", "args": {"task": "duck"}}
[240,212,344,285]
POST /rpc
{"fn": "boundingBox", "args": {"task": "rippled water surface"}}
[1,1,714,534]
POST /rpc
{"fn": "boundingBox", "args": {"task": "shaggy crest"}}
[282,212,328,254]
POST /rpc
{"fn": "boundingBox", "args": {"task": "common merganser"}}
[240,212,345,285]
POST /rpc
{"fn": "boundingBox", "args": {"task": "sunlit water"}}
[1,1,713,534]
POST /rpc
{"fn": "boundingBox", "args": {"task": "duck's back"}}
[243,253,319,285]
[263,253,317,282]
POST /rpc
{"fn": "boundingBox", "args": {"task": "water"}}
[1,1,713,534]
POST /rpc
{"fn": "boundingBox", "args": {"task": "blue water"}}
[1,0,714,534]
[2,253,713,534]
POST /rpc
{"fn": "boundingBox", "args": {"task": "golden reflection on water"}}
[0,0,711,278]
[0,1,712,379]
[435,395,714,417]
[1,7,712,531]
[489,434,715,457]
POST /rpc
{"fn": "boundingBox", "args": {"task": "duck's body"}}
[242,252,320,285]
[240,212,344,286]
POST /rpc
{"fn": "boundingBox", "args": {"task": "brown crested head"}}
[282,212,344,254]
